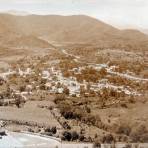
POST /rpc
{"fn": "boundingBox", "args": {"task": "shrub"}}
[62,122,71,129]
[48,106,53,110]
[102,134,115,144]
[93,141,101,148]
[39,84,46,90]
[82,114,102,127]
[71,131,79,141]
[54,94,66,104]
[0,94,4,100]
[124,144,132,148]
[51,126,57,134]
[85,105,91,113]
[140,133,148,142]
[130,124,147,142]
[63,87,70,95]
[40,78,47,84]
[44,127,51,133]
[79,135,85,141]
[28,128,34,133]
[82,115,96,125]
[60,106,82,120]
[99,68,107,76]
[128,96,136,104]
[62,131,72,141]
[116,124,131,136]
[120,103,128,108]
[62,111,73,119]
[19,85,26,92]
[0,101,3,106]
[15,97,21,108]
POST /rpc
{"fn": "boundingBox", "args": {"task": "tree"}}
[19,85,26,92]
[63,87,69,95]
[102,134,115,144]
[71,131,79,141]
[15,97,21,108]
[62,131,72,141]
[51,126,57,134]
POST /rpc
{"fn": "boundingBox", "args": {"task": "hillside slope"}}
[0,14,147,49]
[6,35,54,49]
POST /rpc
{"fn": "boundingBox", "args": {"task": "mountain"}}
[6,35,55,49]
[121,29,148,41]
[0,13,147,50]
[141,29,148,35]
[1,10,30,16]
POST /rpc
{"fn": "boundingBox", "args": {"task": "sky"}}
[0,0,147,29]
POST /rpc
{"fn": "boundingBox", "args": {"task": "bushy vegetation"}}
[54,94,107,131]
[76,67,107,83]
[130,124,148,142]
[116,124,131,136]
[44,126,57,135]
[59,60,79,70]
[62,131,80,141]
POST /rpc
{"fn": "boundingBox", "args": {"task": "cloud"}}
[0,0,51,4]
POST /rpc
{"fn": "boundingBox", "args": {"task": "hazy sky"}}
[0,0,147,29]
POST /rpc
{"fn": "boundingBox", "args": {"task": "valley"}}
[0,13,148,147]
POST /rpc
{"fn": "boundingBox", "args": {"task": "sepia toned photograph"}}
[0,0,147,147]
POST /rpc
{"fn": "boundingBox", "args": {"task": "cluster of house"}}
[41,65,142,97]
[0,58,147,102]
[0,69,33,106]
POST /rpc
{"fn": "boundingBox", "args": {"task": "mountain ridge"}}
[0,14,147,50]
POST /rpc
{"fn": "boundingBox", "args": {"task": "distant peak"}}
[1,10,30,16]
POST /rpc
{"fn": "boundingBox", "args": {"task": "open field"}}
[0,101,61,128]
